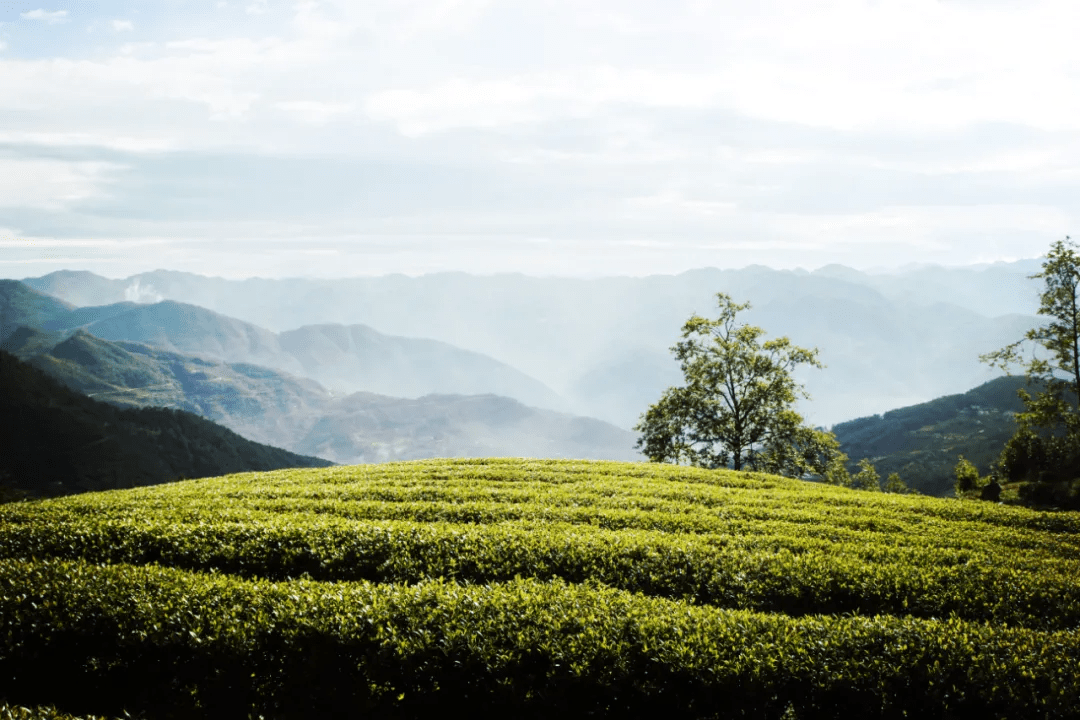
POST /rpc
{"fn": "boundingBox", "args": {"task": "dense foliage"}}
[1,458,1078,718]
[983,238,1080,508]
[0,704,120,720]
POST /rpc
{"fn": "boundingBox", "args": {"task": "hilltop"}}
[0,459,1077,717]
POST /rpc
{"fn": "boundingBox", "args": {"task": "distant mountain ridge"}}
[0,279,74,340]
[1,285,567,412]
[22,264,1040,428]
[2,326,332,451]
[277,323,566,410]
[47,299,302,375]
[0,294,641,464]
[296,392,636,464]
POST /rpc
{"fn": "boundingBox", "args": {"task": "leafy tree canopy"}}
[635,293,841,478]
[883,472,909,494]
[953,455,982,495]
[982,237,1080,505]
[850,458,881,492]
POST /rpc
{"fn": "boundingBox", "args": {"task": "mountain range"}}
[0,281,639,465]
[22,264,1041,428]
[7,261,1051,495]
[6,289,566,412]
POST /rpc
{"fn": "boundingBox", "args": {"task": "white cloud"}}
[350,0,1080,136]
[0,158,121,210]
[1,0,1079,278]
[276,100,355,124]
[20,9,68,24]
[123,279,163,303]
[0,130,175,152]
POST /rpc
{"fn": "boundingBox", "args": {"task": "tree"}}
[883,472,909,494]
[634,293,840,477]
[849,458,880,491]
[981,237,1080,498]
[822,454,853,487]
[953,455,981,495]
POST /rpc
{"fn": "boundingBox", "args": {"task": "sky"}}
[0,0,1078,279]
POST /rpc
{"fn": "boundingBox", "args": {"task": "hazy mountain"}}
[823,260,1043,319]
[0,280,75,342]
[3,325,638,465]
[832,376,1029,497]
[23,264,1041,428]
[0,350,331,499]
[46,299,304,375]
[19,269,130,307]
[18,289,566,411]
[297,392,639,464]
[567,348,683,432]
[277,324,568,410]
[2,326,333,451]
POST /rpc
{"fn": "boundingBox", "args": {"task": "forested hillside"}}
[0,351,331,498]
[833,376,1028,496]
[0,279,74,341]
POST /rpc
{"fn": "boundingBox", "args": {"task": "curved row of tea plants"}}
[1,459,1079,718]
[0,704,123,720]
[2,558,1078,719]
[4,507,1079,630]
[2,460,1078,630]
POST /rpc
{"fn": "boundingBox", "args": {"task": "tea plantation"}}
[1,459,1078,718]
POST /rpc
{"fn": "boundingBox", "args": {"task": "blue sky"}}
[1,0,1078,278]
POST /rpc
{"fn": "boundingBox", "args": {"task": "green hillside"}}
[0,279,74,342]
[0,350,331,498]
[1,459,1077,718]
[832,376,1030,496]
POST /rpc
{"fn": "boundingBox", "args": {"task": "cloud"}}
[0,0,1079,279]
[276,100,355,124]
[0,158,122,210]
[0,131,175,152]
[364,68,730,136]
[123,279,163,303]
[20,9,68,24]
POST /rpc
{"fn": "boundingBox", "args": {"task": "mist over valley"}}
[22,261,1041,429]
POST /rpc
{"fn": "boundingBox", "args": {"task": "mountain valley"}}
[1,284,639,467]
